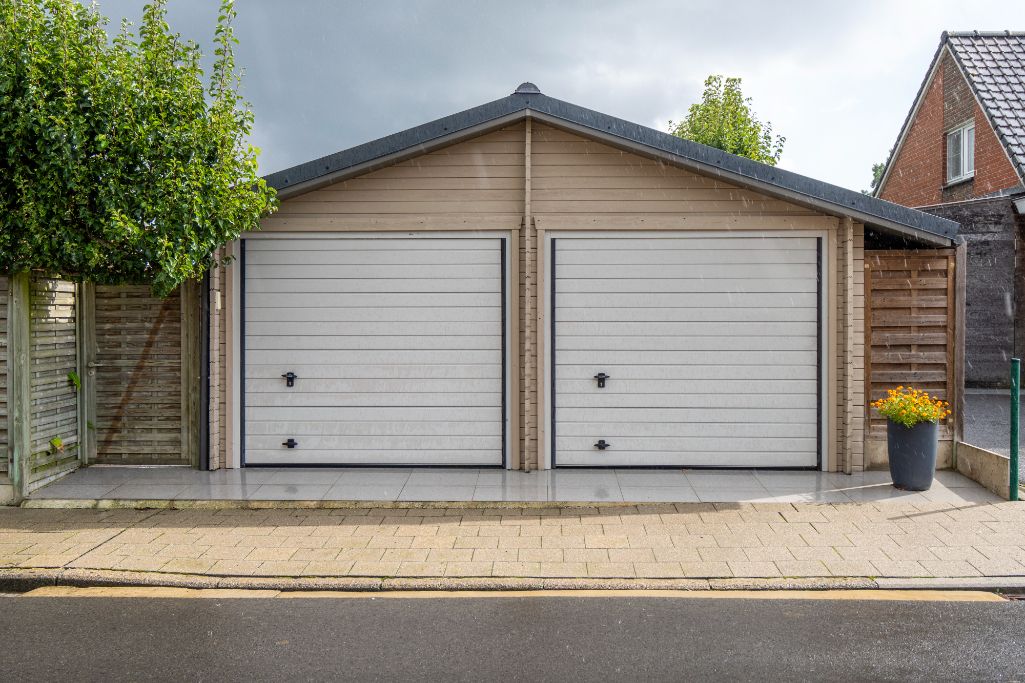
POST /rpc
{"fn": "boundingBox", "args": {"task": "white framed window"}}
[946,121,975,183]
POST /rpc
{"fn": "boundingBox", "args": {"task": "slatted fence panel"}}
[865,250,955,441]
[93,285,186,464]
[29,277,80,485]
[0,276,8,474]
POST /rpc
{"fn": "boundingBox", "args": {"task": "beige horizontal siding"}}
[260,124,526,232]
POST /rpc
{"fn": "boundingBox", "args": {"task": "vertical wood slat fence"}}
[865,249,963,443]
[1,273,200,500]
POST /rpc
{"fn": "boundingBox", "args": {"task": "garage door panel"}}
[556,334,816,352]
[556,393,817,409]
[245,248,498,265]
[246,406,501,422]
[557,407,814,424]
[245,364,500,380]
[246,321,500,337]
[245,277,501,294]
[555,379,818,394]
[247,392,501,408]
[247,378,499,393]
[246,238,495,252]
[556,436,817,452]
[556,292,817,309]
[247,334,501,351]
[553,234,819,468]
[556,263,818,280]
[556,451,816,468]
[556,350,814,366]
[244,236,504,466]
[245,264,499,280]
[246,420,499,437]
[558,421,818,438]
[554,306,817,322]
[246,349,501,365]
[246,307,501,323]
[551,364,817,380]
[247,435,502,451]
[243,450,500,465]
[557,237,819,250]
[557,248,817,266]
[248,292,496,308]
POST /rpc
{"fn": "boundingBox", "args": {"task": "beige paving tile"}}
[465,549,515,563]
[564,549,610,563]
[634,562,685,578]
[498,536,542,549]
[586,562,636,578]
[247,547,298,562]
[541,535,587,549]
[774,560,828,577]
[291,547,341,562]
[349,561,402,576]
[823,560,879,577]
[538,562,588,578]
[254,561,310,576]
[453,536,500,549]
[114,556,170,572]
[302,560,356,576]
[727,561,781,578]
[365,535,414,549]
[209,559,263,576]
[425,549,475,563]
[517,549,564,563]
[397,562,447,577]
[160,558,217,574]
[870,560,929,577]
[444,562,493,577]
[584,535,631,549]
[380,548,430,563]
[493,561,542,577]
[679,561,732,578]
[410,536,457,549]
[607,548,656,563]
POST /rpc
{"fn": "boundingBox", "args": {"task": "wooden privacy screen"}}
[90,284,199,465]
[865,249,958,441]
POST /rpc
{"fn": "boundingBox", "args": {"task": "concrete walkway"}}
[29,466,1002,504]
[2,501,1024,584]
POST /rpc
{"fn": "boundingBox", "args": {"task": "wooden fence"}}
[865,248,964,443]
[1,273,200,500]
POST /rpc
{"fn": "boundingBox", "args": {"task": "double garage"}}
[220,85,957,473]
[242,232,821,469]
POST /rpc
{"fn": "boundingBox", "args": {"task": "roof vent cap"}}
[514,82,541,95]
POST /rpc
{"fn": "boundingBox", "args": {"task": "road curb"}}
[5,568,1025,594]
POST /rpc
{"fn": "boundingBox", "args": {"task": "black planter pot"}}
[887,420,938,491]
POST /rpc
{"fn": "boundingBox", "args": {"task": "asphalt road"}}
[1,593,1024,682]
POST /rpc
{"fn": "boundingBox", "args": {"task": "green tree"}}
[0,0,276,295]
[669,75,785,166]
[870,161,886,192]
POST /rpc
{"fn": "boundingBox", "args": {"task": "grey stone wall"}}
[924,198,1023,387]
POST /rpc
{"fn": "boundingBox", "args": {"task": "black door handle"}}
[594,372,610,388]
[282,371,297,387]
[595,439,611,450]
[282,438,298,449]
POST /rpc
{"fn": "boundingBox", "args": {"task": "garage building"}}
[207,83,960,473]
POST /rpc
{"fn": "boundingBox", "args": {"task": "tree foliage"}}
[0,0,276,294]
[669,75,785,166]
[870,161,886,191]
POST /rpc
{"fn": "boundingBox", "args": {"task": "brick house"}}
[876,31,1025,387]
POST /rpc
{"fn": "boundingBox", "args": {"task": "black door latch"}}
[282,438,298,449]
[594,439,611,450]
[282,371,297,387]
[594,372,610,388]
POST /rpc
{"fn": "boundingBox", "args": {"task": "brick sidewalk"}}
[2,502,1024,581]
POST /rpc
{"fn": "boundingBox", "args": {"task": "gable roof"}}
[947,32,1025,182]
[265,83,958,246]
[876,31,1025,198]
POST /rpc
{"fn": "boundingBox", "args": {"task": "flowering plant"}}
[871,386,951,428]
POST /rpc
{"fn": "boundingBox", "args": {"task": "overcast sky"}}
[93,0,1021,192]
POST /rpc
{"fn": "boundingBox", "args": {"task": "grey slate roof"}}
[946,31,1025,183]
[265,84,958,244]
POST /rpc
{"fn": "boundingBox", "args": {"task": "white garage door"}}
[244,236,505,466]
[552,234,820,468]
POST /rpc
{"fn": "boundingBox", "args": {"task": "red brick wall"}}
[879,49,1021,207]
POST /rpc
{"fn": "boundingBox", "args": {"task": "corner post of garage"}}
[522,115,534,471]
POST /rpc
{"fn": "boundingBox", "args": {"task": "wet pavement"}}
[963,389,1025,477]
